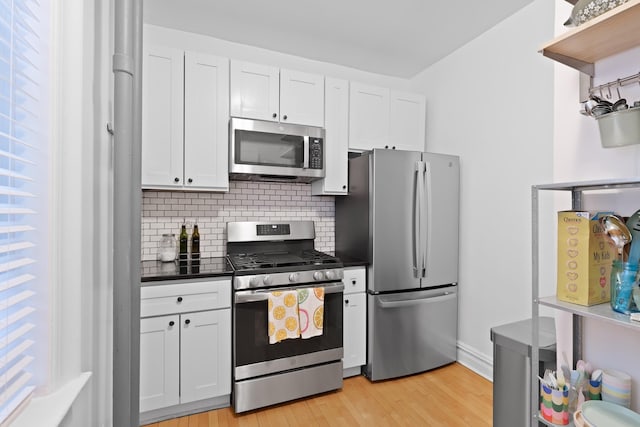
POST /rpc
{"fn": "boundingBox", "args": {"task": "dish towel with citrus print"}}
[297,287,324,339]
[268,290,300,344]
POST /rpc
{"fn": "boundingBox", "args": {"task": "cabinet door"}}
[342,267,366,295]
[312,77,348,195]
[348,82,389,151]
[142,46,184,188]
[180,309,231,403]
[389,91,426,152]
[230,60,279,122]
[140,315,180,412]
[343,293,366,370]
[279,69,324,127]
[184,52,229,191]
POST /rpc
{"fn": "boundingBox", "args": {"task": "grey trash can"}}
[490,317,556,427]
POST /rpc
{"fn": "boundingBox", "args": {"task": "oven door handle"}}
[235,282,344,304]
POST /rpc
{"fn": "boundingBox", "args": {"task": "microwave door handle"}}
[303,136,309,169]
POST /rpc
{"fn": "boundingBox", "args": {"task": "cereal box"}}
[557,211,613,306]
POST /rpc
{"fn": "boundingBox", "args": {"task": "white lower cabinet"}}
[180,309,231,404]
[342,267,366,377]
[140,315,180,411]
[139,279,231,415]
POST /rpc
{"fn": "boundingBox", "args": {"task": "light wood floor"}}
[142,363,492,427]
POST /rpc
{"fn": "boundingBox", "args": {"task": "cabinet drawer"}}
[342,267,366,295]
[141,279,231,317]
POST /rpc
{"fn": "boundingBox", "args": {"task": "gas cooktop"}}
[228,249,340,271]
[226,221,344,289]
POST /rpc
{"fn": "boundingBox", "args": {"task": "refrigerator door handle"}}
[376,291,456,308]
[416,161,426,277]
[413,162,421,277]
[422,161,432,279]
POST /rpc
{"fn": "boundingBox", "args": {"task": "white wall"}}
[410,0,556,378]
[56,0,113,425]
[550,0,640,411]
[144,24,412,91]
[14,0,113,426]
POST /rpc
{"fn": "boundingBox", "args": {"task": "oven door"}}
[233,281,343,380]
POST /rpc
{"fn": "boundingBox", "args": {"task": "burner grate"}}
[228,250,340,271]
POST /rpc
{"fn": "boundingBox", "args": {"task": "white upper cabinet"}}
[142,46,184,188]
[279,69,324,127]
[348,83,390,151]
[142,45,229,191]
[312,77,349,196]
[389,91,426,152]
[230,60,324,127]
[184,52,229,191]
[230,61,279,122]
[349,82,426,152]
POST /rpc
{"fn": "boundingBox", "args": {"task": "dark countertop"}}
[141,257,234,283]
[333,252,369,268]
[141,253,367,283]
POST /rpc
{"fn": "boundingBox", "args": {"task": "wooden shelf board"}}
[540,0,640,71]
[538,295,640,332]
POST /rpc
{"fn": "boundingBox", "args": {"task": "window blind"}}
[0,0,48,422]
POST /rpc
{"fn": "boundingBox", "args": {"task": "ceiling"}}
[144,0,534,78]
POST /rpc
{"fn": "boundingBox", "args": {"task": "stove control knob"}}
[325,270,336,280]
[263,275,273,286]
[289,273,299,283]
[313,271,324,281]
[249,277,263,287]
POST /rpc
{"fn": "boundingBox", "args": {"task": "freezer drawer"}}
[365,286,457,381]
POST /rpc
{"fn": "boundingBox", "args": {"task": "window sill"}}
[11,372,92,427]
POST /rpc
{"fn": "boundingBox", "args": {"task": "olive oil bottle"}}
[191,223,200,261]
[179,223,188,261]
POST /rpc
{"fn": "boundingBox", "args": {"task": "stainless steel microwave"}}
[229,118,325,183]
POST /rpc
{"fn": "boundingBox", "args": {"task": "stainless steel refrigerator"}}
[336,149,459,381]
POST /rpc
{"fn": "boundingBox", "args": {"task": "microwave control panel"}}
[309,138,323,169]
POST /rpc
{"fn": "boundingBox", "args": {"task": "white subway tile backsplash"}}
[141,181,336,261]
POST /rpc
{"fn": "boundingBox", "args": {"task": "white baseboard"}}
[140,395,230,425]
[457,341,493,382]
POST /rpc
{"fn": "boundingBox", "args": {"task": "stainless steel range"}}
[227,221,344,413]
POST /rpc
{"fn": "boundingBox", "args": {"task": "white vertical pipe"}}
[112,0,141,425]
